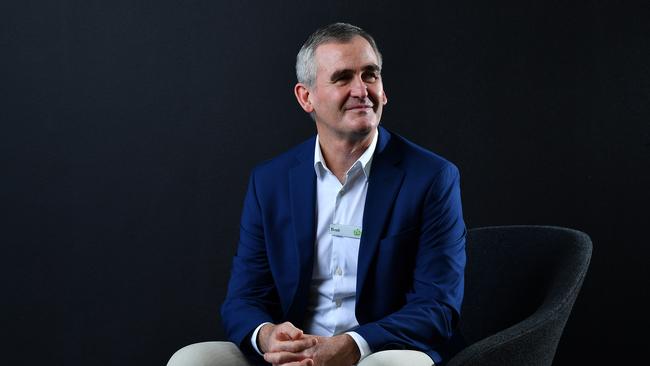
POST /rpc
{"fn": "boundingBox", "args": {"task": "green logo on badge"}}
[353,228,362,237]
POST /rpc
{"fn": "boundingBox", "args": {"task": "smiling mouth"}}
[346,105,373,111]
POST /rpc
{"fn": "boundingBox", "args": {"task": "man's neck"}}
[317,128,377,183]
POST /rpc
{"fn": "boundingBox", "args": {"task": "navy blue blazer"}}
[221,126,466,365]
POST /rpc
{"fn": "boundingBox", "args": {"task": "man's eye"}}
[363,73,379,81]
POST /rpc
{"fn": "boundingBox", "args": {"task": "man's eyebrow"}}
[330,69,353,82]
[329,64,382,82]
[363,64,381,73]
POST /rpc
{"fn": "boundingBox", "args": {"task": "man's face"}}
[300,36,388,139]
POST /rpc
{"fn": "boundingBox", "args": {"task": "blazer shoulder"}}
[389,130,460,177]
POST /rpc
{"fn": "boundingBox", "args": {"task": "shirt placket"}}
[335,165,365,334]
[331,169,354,334]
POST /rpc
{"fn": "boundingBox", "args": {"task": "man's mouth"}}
[345,104,373,111]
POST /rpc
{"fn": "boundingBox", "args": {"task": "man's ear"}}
[382,90,388,106]
[294,83,314,113]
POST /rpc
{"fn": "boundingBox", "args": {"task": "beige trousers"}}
[167,341,434,366]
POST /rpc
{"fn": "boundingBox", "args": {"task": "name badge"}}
[329,224,362,239]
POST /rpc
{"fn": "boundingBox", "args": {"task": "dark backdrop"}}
[2,1,648,365]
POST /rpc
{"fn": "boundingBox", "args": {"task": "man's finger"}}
[278,322,304,340]
[278,359,313,366]
[263,351,304,365]
[274,337,317,352]
[278,338,318,353]
[276,331,293,341]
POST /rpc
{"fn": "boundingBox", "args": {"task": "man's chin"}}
[350,119,379,134]
[344,123,378,140]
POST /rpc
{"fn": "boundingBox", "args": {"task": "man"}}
[168,23,466,366]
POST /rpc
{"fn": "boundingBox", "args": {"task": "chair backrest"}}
[450,226,592,366]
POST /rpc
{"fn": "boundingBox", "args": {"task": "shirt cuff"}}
[345,331,372,363]
[251,322,271,356]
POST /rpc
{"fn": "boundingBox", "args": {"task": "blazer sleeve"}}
[220,169,281,356]
[353,163,466,359]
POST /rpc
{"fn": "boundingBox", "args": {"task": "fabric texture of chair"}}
[446,225,592,366]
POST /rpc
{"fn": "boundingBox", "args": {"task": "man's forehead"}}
[313,37,380,71]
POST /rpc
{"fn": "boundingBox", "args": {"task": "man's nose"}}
[350,75,368,98]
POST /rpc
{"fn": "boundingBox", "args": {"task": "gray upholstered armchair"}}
[447,226,592,366]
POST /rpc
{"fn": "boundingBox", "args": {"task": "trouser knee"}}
[167,341,250,366]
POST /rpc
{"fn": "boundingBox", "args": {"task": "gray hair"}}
[296,23,383,87]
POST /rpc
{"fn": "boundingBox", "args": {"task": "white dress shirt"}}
[251,130,378,362]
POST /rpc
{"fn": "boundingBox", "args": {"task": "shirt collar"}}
[314,128,379,179]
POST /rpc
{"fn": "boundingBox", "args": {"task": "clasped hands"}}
[258,322,361,366]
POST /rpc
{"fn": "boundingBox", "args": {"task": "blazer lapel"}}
[287,142,316,322]
[357,127,405,301]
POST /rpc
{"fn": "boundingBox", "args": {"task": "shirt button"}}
[335,299,342,308]
[335,267,343,276]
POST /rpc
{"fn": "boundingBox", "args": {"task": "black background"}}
[2,1,648,365]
